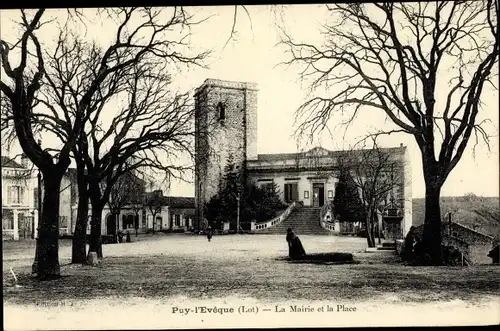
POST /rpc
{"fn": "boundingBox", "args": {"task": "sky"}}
[1,5,499,199]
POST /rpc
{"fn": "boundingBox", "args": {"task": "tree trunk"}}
[377,221,382,245]
[370,216,376,245]
[152,214,156,235]
[71,192,88,263]
[36,174,63,280]
[88,204,104,259]
[71,165,88,264]
[114,213,120,243]
[421,183,443,265]
[135,213,139,237]
[365,210,375,248]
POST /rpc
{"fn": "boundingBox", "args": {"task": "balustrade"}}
[251,201,296,232]
[319,203,336,233]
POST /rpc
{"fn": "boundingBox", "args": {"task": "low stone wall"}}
[470,243,495,265]
[319,204,337,233]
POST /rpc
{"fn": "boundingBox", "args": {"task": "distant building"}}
[1,154,73,240]
[140,191,195,233]
[1,155,36,240]
[194,79,412,237]
[2,153,195,240]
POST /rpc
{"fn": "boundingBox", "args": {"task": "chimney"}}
[21,153,30,169]
[400,143,404,148]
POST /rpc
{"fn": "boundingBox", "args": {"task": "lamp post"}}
[236,192,240,234]
[448,211,452,237]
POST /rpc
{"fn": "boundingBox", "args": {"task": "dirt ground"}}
[3,234,500,329]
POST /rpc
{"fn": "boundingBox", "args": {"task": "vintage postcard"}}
[1,3,499,329]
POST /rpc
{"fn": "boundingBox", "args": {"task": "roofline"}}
[1,156,25,169]
[195,78,258,95]
[255,145,406,157]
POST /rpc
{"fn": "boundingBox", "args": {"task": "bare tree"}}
[145,189,163,235]
[107,170,135,239]
[29,8,207,260]
[129,175,146,237]
[0,9,91,279]
[281,1,499,265]
[82,63,197,256]
[335,142,408,247]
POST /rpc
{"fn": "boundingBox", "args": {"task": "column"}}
[13,210,19,241]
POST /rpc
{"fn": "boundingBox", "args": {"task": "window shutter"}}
[292,183,299,201]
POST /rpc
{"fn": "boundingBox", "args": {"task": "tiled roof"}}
[1,156,24,169]
[144,192,195,209]
[165,196,195,209]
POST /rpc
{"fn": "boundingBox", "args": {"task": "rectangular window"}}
[284,183,298,202]
[217,103,226,121]
[2,210,14,229]
[8,186,24,205]
[175,214,181,227]
[304,190,309,199]
[328,190,333,199]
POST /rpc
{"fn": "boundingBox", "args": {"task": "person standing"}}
[207,225,213,242]
[401,226,417,263]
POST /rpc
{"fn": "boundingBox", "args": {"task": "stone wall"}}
[194,79,258,228]
[446,222,494,265]
[416,222,495,265]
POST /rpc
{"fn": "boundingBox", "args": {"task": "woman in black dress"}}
[286,228,306,259]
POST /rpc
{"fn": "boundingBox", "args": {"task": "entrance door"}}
[284,183,299,202]
[106,215,116,235]
[312,183,325,207]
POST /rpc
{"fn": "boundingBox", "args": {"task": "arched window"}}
[124,215,134,229]
[217,102,225,121]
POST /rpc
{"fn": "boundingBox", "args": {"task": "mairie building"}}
[194,79,412,238]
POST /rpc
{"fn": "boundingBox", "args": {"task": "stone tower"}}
[194,79,258,230]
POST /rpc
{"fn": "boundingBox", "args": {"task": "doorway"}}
[312,183,325,207]
[106,215,116,235]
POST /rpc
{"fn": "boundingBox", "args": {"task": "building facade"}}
[2,155,38,240]
[194,79,413,236]
[2,153,195,240]
[2,154,73,240]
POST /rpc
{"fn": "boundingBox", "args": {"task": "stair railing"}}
[251,201,296,232]
[319,203,336,232]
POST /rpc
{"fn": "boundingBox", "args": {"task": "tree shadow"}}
[276,252,359,265]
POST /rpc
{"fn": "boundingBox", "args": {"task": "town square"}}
[1,3,499,329]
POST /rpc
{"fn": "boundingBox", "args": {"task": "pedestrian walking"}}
[207,225,213,242]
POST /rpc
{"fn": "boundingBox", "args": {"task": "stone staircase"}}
[377,242,397,251]
[256,206,334,235]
